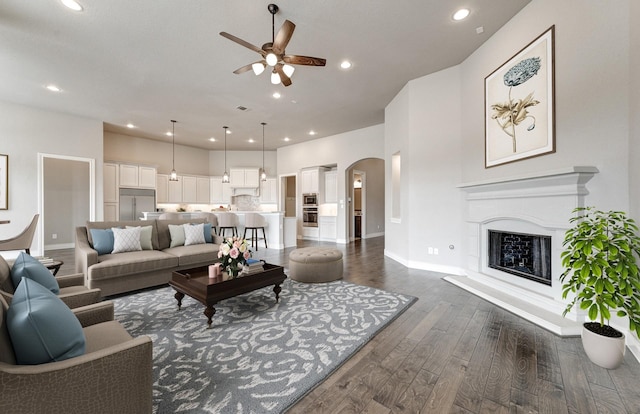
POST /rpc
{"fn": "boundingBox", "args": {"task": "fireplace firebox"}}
[488,230,552,286]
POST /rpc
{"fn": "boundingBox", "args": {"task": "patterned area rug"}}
[113,280,417,413]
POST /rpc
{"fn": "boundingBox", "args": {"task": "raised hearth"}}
[450,166,599,336]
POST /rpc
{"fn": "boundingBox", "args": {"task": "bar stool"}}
[243,213,268,250]
[217,212,238,237]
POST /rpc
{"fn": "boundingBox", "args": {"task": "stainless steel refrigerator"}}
[119,188,156,221]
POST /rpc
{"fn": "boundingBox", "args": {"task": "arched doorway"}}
[346,158,384,242]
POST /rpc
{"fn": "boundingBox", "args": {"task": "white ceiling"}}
[0,0,531,151]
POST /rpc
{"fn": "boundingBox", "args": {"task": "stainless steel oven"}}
[303,193,318,206]
[303,207,318,227]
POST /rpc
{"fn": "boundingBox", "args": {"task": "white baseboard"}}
[383,249,465,276]
[44,242,74,250]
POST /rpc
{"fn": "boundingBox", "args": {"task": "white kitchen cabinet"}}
[119,164,156,189]
[138,166,157,188]
[104,202,119,221]
[196,177,210,203]
[230,168,260,188]
[301,167,326,195]
[168,176,182,202]
[260,178,277,204]
[156,174,169,203]
[301,226,319,239]
[210,177,232,205]
[319,216,337,241]
[104,163,119,203]
[324,171,337,203]
[182,176,197,202]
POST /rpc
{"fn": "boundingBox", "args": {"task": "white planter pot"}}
[581,323,625,369]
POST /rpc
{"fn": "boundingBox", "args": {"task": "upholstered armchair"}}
[0,214,39,254]
[0,296,153,414]
[0,255,101,309]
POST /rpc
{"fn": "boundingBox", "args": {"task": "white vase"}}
[581,323,625,369]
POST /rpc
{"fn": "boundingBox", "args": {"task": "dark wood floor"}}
[49,237,640,413]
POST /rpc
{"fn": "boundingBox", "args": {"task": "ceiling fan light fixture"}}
[266,53,278,66]
[252,62,266,75]
[283,64,295,77]
[271,70,281,84]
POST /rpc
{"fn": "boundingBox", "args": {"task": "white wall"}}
[630,0,640,222]
[384,66,463,274]
[460,0,630,211]
[208,150,277,178]
[0,100,103,258]
[277,124,384,242]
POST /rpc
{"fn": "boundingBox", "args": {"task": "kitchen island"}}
[142,211,286,249]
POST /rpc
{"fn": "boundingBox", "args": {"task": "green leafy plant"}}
[560,207,640,338]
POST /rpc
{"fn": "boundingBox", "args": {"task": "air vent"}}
[236,106,248,111]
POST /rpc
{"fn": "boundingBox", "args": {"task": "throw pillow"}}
[184,223,205,246]
[203,223,213,243]
[10,252,60,294]
[7,277,86,365]
[126,225,153,250]
[168,224,185,248]
[89,228,114,255]
[111,227,142,254]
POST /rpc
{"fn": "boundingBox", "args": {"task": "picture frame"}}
[0,154,7,210]
[485,26,555,168]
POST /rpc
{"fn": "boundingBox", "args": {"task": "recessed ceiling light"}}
[291,100,297,104]
[272,92,281,99]
[453,8,470,21]
[166,131,173,137]
[248,139,255,143]
[61,0,83,12]
[226,130,231,134]
[209,137,216,142]
[284,137,290,142]
[46,84,61,92]
[126,123,135,129]
[340,60,352,69]
[309,130,316,136]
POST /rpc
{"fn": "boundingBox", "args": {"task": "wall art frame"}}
[0,154,7,210]
[485,25,555,168]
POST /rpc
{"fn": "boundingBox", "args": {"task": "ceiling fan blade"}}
[283,55,327,66]
[273,20,295,55]
[220,32,266,57]
[275,64,292,87]
[233,61,263,75]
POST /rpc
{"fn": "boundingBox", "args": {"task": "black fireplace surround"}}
[488,230,552,286]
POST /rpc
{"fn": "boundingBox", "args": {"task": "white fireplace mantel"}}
[448,166,599,336]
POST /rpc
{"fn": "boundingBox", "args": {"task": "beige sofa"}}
[75,219,223,296]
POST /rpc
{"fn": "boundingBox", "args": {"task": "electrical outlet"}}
[434,248,439,255]
[428,247,433,254]
[52,233,57,240]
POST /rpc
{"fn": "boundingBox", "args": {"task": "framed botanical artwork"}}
[0,154,7,210]
[485,26,555,168]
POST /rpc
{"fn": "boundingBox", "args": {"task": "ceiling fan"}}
[219,3,326,87]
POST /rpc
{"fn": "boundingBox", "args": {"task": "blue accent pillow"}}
[203,223,213,243]
[10,252,60,294]
[89,228,114,255]
[6,277,86,365]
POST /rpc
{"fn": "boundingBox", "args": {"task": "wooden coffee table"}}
[170,263,286,328]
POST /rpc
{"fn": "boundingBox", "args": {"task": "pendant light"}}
[222,126,229,183]
[261,122,267,181]
[169,120,178,181]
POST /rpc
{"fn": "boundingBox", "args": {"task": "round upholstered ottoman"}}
[288,247,344,283]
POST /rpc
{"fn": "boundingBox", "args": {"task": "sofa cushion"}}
[126,225,153,250]
[7,278,85,365]
[203,223,213,243]
[10,252,60,294]
[184,223,206,246]
[88,250,178,281]
[163,244,219,267]
[168,224,185,248]
[0,255,13,293]
[89,228,114,255]
[86,220,159,251]
[112,227,142,254]
[156,218,207,250]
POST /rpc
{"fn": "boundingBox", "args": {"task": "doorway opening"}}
[280,173,297,247]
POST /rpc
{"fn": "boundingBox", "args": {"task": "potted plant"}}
[560,207,640,369]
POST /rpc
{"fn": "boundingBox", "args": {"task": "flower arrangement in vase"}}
[218,236,252,278]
